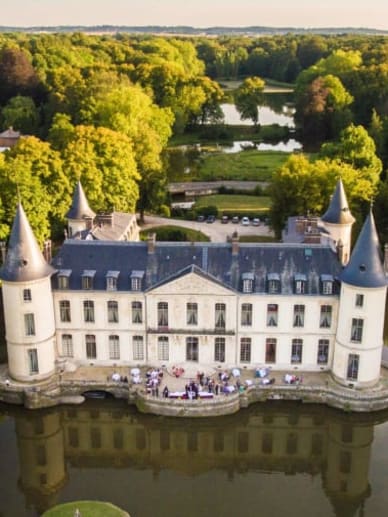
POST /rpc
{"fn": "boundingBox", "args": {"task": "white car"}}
[241,217,250,226]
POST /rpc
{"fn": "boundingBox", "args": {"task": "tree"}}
[0,47,43,104]
[1,95,40,135]
[0,136,68,243]
[234,76,265,126]
[61,125,140,214]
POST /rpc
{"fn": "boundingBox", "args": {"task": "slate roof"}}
[0,204,56,282]
[52,240,342,295]
[341,210,387,288]
[66,181,95,220]
[321,179,355,225]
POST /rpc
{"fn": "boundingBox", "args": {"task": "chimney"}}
[384,244,388,274]
[147,233,156,254]
[231,232,239,256]
[43,240,52,263]
[0,241,6,264]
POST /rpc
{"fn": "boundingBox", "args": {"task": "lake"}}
[2,400,388,517]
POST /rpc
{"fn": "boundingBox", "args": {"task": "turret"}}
[332,210,387,388]
[321,179,355,265]
[0,204,57,381]
[66,181,95,238]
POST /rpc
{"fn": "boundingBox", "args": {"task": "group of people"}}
[145,368,163,396]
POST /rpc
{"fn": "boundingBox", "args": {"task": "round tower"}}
[332,210,387,388]
[321,179,355,265]
[0,204,57,382]
[66,180,95,238]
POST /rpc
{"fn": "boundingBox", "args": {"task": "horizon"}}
[2,0,388,31]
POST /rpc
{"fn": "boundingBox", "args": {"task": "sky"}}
[1,0,388,30]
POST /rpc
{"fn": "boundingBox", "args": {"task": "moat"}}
[2,400,388,517]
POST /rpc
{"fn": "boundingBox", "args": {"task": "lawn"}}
[141,225,210,242]
[198,150,288,182]
[195,194,270,214]
[42,501,128,517]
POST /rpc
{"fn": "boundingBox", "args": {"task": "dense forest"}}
[1,32,388,243]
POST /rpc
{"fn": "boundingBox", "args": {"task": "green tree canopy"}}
[1,95,40,134]
[234,76,265,125]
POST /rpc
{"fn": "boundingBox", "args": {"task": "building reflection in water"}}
[6,401,386,516]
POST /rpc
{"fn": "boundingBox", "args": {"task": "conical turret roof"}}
[0,203,56,282]
[321,179,355,225]
[66,181,95,220]
[341,210,386,288]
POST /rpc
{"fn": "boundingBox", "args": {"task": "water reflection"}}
[1,401,387,517]
[221,103,295,127]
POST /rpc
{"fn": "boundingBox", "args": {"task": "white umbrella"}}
[131,367,140,376]
[232,368,240,377]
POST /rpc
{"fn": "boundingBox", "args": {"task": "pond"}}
[221,103,295,127]
[1,400,388,517]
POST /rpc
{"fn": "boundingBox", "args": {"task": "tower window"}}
[24,313,35,336]
[355,294,364,307]
[28,348,39,374]
[347,354,360,381]
[23,289,32,302]
[351,318,363,343]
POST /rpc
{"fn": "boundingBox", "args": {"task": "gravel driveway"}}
[140,215,274,242]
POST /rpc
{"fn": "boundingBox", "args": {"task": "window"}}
[320,305,332,328]
[355,294,364,307]
[242,273,254,293]
[186,337,198,361]
[267,273,280,294]
[322,281,333,295]
[62,334,73,357]
[214,337,225,362]
[109,335,120,360]
[106,271,119,291]
[241,303,252,326]
[58,270,71,289]
[23,289,32,302]
[294,275,306,294]
[347,354,360,381]
[83,300,94,323]
[158,302,168,327]
[59,300,71,322]
[82,270,95,290]
[317,339,329,364]
[133,335,144,360]
[131,271,144,291]
[107,301,119,323]
[291,339,303,364]
[351,318,363,342]
[240,337,251,363]
[158,336,169,361]
[293,305,305,327]
[215,303,226,330]
[28,349,39,374]
[24,313,35,336]
[132,301,143,324]
[265,338,276,363]
[267,304,278,327]
[187,303,198,325]
[86,335,96,359]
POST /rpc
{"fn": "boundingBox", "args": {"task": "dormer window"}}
[294,274,306,294]
[106,270,120,291]
[267,273,280,294]
[82,270,96,290]
[57,269,72,290]
[321,274,334,295]
[131,270,144,291]
[242,272,254,293]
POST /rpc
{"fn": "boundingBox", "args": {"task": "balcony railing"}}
[148,327,235,336]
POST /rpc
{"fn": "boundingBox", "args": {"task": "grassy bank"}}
[199,150,288,182]
[195,194,270,214]
[42,501,128,517]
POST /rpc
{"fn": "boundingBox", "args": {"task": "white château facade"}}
[0,180,386,389]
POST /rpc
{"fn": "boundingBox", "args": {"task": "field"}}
[195,194,270,214]
[198,150,288,182]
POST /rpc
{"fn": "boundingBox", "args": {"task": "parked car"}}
[221,215,229,224]
[197,215,205,222]
[232,216,239,224]
[241,217,250,226]
[252,218,260,226]
[206,215,216,223]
